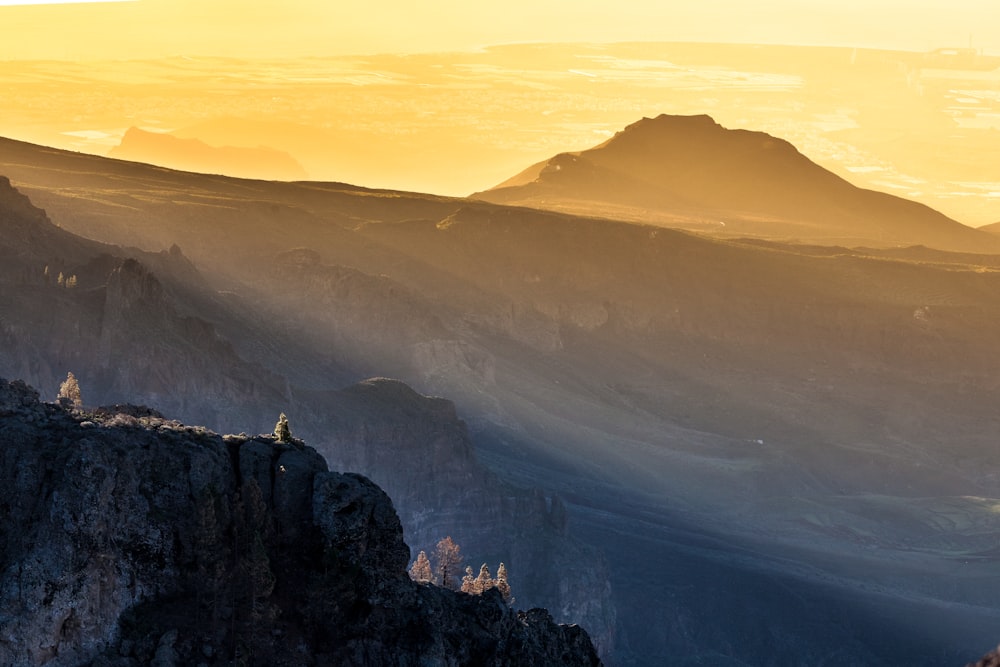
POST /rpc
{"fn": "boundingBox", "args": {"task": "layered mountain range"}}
[0,174,616,659]
[1,114,999,665]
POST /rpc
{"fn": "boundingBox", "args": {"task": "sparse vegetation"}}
[432,536,463,590]
[460,562,510,600]
[495,562,512,602]
[409,550,432,583]
[410,538,513,603]
[273,412,291,443]
[57,371,82,408]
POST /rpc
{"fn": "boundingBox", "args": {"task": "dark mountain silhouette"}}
[474,114,998,252]
[0,174,617,658]
[0,378,600,667]
[109,126,309,181]
[2,136,1000,665]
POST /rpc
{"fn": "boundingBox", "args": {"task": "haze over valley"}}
[2,111,1000,662]
[3,2,1000,665]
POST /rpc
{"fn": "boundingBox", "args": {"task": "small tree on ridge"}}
[433,536,463,590]
[409,550,433,583]
[474,563,495,594]
[495,562,512,603]
[57,372,82,408]
[273,413,292,443]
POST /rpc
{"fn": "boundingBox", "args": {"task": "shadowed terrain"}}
[0,378,600,666]
[0,174,618,657]
[1,130,999,664]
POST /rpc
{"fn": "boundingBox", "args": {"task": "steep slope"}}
[474,114,998,251]
[3,138,1000,664]
[0,378,601,666]
[0,176,618,656]
[296,378,617,656]
[109,127,309,181]
[0,175,293,427]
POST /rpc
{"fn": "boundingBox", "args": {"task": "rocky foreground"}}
[0,378,600,666]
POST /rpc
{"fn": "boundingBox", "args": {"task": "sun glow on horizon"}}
[0,2,998,224]
[0,0,135,5]
[1,1,999,59]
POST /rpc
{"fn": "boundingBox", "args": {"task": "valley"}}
[2,116,999,664]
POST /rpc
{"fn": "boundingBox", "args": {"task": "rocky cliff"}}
[298,378,617,657]
[7,139,999,665]
[0,177,618,660]
[0,377,601,666]
[970,647,1000,667]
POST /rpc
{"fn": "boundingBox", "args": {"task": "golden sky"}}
[2,0,999,59]
[2,1,999,225]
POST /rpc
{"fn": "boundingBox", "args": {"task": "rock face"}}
[0,378,601,666]
[4,141,1000,665]
[970,648,1000,667]
[0,178,617,662]
[302,378,618,658]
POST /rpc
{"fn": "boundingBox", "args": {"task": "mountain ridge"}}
[109,126,309,182]
[3,133,1000,665]
[0,176,620,657]
[0,376,602,666]
[474,113,998,252]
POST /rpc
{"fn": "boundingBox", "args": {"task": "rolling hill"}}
[474,114,999,252]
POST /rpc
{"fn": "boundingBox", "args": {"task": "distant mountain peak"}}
[109,127,309,181]
[621,112,721,133]
[473,113,998,252]
[594,112,796,158]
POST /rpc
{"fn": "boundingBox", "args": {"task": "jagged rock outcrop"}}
[969,647,1000,667]
[300,378,618,658]
[0,377,601,666]
[0,179,616,661]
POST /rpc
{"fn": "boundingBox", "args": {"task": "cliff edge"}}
[0,378,601,666]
